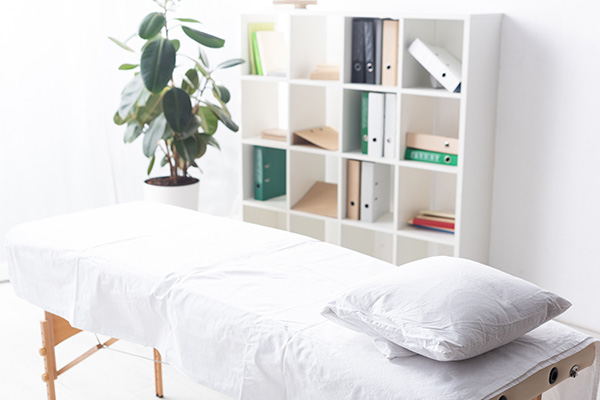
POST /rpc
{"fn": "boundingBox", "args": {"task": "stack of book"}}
[346,160,390,223]
[248,23,287,77]
[404,132,459,166]
[360,92,396,158]
[408,210,455,234]
[351,18,399,86]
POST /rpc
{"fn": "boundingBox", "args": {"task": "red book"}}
[412,216,455,230]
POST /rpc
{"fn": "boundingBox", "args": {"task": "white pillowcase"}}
[321,256,571,361]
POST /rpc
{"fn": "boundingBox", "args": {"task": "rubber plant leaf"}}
[118,63,139,70]
[174,17,201,24]
[139,12,166,39]
[199,133,220,151]
[114,111,132,126]
[214,58,244,71]
[108,36,134,52]
[124,121,143,143]
[181,69,199,95]
[174,134,199,162]
[143,115,168,157]
[207,103,239,132]
[181,115,201,139]
[162,87,193,133]
[213,85,231,104]
[147,154,156,175]
[141,38,176,93]
[181,26,225,48]
[117,75,145,119]
[196,106,218,135]
[136,89,166,125]
[198,46,209,69]
[170,39,180,52]
[194,133,209,158]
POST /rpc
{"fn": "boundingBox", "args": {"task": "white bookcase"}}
[239,11,502,265]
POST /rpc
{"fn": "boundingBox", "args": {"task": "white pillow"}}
[321,256,571,361]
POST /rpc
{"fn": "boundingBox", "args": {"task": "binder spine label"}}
[405,148,458,166]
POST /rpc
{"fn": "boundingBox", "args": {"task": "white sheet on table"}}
[6,202,599,399]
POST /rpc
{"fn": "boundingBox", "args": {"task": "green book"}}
[248,22,275,75]
[254,146,286,201]
[405,148,458,166]
[361,92,369,154]
[251,32,263,76]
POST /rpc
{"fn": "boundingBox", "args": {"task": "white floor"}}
[0,282,231,400]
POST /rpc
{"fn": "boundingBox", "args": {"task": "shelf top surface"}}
[240,9,501,21]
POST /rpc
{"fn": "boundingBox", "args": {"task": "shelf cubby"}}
[341,225,394,263]
[396,236,454,266]
[240,13,290,78]
[289,84,341,148]
[340,158,395,229]
[401,18,464,90]
[241,80,289,142]
[399,94,460,161]
[290,214,339,243]
[289,151,339,218]
[396,166,456,230]
[289,15,344,80]
[241,143,288,209]
[243,206,287,231]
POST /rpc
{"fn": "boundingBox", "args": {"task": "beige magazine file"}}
[292,126,338,151]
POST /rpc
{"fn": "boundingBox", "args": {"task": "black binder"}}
[351,19,366,83]
[364,18,376,84]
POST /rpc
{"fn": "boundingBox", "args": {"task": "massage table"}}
[5,202,600,400]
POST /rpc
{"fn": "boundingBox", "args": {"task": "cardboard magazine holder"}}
[291,181,337,218]
[292,126,338,151]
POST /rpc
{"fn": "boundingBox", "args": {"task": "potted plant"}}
[111,0,243,209]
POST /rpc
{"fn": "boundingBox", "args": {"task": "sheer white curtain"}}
[0,0,245,263]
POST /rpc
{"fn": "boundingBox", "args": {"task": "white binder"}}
[408,38,461,93]
[383,93,396,159]
[367,92,384,157]
[360,161,390,223]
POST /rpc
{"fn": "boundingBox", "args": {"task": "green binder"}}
[361,92,369,154]
[405,148,458,166]
[251,32,263,76]
[254,146,286,200]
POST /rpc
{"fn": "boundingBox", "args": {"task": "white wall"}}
[2,0,599,332]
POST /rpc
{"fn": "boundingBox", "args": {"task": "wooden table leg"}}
[532,395,542,400]
[40,313,57,400]
[154,349,164,398]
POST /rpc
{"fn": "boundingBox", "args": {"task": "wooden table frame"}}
[38,311,596,400]
[39,311,163,400]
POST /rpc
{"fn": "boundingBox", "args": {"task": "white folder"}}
[383,93,396,159]
[360,161,390,223]
[255,31,287,77]
[408,38,461,93]
[367,92,384,157]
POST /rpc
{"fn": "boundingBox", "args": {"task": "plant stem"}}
[164,139,177,181]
